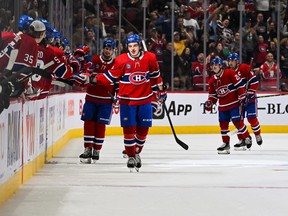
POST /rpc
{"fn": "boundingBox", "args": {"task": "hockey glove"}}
[204,100,213,111]
[152,100,163,116]
[71,73,89,86]
[157,85,167,103]
[238,94,247,106]
[246,89,256,99]
[9,80,25,97]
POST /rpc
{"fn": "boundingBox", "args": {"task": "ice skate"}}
[255,134,263,145]
[79,147,92,164]
[135,154,141,172]
[122,149,127,158]
[234,139,247,151]
[244,136,252,150]
[217,143,230,154]
[92,149,100,163]
[127,157,136,172]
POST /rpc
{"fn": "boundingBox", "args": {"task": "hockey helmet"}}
[126,34,141,46]
[227,52,240,62]
[211,57,224,66]
[103,37,116,49]
[18,15,34,32]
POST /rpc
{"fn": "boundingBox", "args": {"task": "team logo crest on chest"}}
[129,71,147,85]
[217,85,230,97]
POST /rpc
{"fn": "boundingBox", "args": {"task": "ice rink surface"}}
[1,133,288,216]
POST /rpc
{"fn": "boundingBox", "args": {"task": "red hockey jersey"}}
[97,51,162,105]
[85,54,116,104]
[208,68,245,111]
[0,32,38,71]
[28,44,73,100]
[234,63,259,103]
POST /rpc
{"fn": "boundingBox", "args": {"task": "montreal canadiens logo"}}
[217,86,229,96]
[129,72,147,85]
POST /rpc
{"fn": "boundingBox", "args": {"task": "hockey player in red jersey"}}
[78,38,117,164]
[87,33,166,171]
[204,57,252,154]
[26,18,74,100]
[228,52,263,148]
[0,19,46,113]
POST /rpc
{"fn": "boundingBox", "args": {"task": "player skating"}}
[204,57,252,154]
[83,34,166,171]
[78,38,117,164]
[227,52,262,150]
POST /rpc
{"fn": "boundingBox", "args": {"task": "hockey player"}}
[26,18,74,100]
[0,20,45,113]
[86,33,166,171]
[227,52,263,148]
[204,57,252,154]
[78,38,117,164]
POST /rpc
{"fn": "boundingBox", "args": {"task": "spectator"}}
[268,40,277,57]
[100,1,118,34]
[280,38,288,79]
[146,27,166,72]
[241,18,258,64]
[230,32,240,53]
[254,35,269,67]
[84,29,97,55]
[179,46,193,90]
[259,52,281,80]
[182,6,200,40]
[155,4,175,42]
[254,13,269,42]
[173,30,193,56]
[162,42,180,88]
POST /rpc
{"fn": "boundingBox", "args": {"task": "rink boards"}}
[0,91,287,204]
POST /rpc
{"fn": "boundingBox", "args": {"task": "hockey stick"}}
[1,66,52,84]
[6,49,19,71]
[163,102,189,150]
[257,93,288,99]
[0,49,19,81]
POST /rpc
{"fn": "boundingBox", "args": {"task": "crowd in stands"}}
[1,0,288,92]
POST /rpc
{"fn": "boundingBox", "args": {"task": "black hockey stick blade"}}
[1,66,52,84]
[163,102,189,150]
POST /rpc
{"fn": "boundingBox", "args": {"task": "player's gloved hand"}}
[71,73,89,86]
[152,100,163,116]
[238,94,247,106]
[204,100,213,111]
[112,96,119,109]
[88,74,97,84]
[9,80,25,97]
[246,89,256,99]
[157,85,167,103]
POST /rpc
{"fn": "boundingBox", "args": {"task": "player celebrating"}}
[0,19,46,113]
[204,57,252,154]
[86,33,166,171]
[78,38,117,164]
[227,52,263,149]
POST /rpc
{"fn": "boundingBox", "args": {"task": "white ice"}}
[1,134,288,216]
